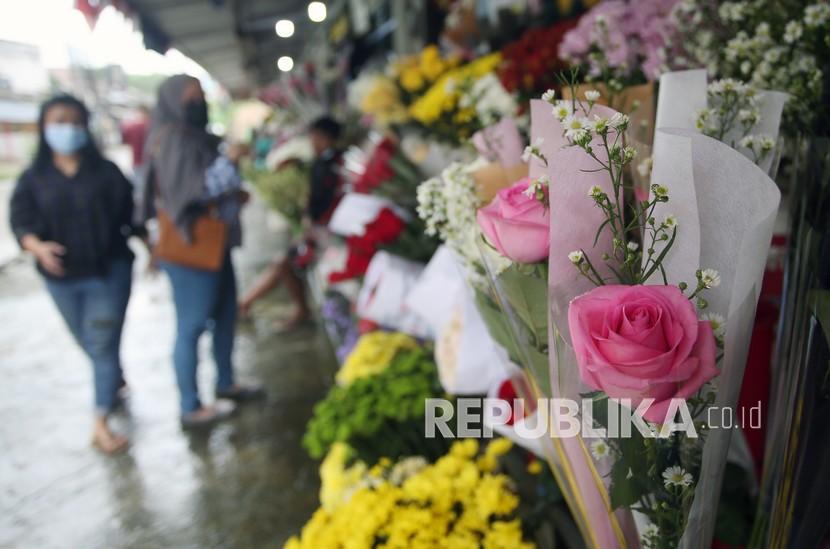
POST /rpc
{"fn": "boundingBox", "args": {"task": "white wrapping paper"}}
[327,193,410,237]
[656,69,788,175]
[649,128,780,547]
[356,251,431,339]
[405,246,515,395]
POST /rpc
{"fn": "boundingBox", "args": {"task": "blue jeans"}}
[45,257,133,417]
[161,255,237,415]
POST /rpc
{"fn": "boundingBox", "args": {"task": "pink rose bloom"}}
[477,177,550,263]
[568,284,719,423]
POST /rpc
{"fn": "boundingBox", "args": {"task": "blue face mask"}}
[44,123,89,154]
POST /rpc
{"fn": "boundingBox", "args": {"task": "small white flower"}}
[623,146,637,163]
[739,135,756,149]
[700,268,721,288]
[521,138,545,163]
[626,467,634,479]
[642,523,659,539]
[805,4,830,28]
[563,116,590,143]
[590,439,610,460]
[609,112,629,130]
[784,20,804,44]
[589,115,609,134]
[588,185,604,198]
[652,184,669,199]
[627,241,639,252]
[662,214,678,229]
[662,465,693,488]
[702,312,726,338]
[585,89,601,102]
[552,100,573,121]
[523,175,550,199]
[541,89,556,103]
[759,136,775,151]
[738,109,759,125]
[568,250,585,265]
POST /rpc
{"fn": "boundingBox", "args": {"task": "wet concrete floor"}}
[0,182,337,548]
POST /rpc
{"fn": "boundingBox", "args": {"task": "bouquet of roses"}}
[523,82,781,547]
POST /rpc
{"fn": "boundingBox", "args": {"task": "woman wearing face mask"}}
[10,94,136,454]
[143,74,262,429]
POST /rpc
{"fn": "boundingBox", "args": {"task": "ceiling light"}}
[308,2,326,22]
[277,56,294,72]
[275,19,294,38]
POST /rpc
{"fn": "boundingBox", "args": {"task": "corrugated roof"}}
[120,0,318,97]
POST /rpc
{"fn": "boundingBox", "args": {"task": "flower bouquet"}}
[388,44,461,105]
[498,19,579,104]
[286,439,534,549]
[302,346,452,465]
[241,160,310,232]
[526,83,781,548]
[408,53,517,144]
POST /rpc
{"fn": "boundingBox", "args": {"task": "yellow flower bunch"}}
[391,45,460,94]
[319,443,368,512]
[336,331,419,385]
[285,439,533,549]
[408,53,503,127]
[359,75,409,127]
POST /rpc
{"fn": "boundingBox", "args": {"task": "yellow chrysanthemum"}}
[336,331,419,385]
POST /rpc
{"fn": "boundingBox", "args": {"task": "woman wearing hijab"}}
[143,74,262,429]
[10,94,135,453]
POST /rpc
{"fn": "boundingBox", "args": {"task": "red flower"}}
[354,138,398,193]
[327,208,405,283]
[498,19,578,97]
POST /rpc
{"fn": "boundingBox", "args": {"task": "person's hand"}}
[32,240,66,276]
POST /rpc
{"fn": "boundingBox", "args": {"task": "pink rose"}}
[568,284,719,423]
[476,177,550,263]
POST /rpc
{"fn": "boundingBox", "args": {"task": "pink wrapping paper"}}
[471,118,524,167]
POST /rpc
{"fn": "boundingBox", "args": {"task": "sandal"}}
[180,400,237,430]
[215,384,266,403]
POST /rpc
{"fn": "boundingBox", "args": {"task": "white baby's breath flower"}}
[523,175,550,199]
[739,135,756,149]
[784,20,804,44]
[627,241,639,252]
[662,465,693,488]
[552,100,573,121]
[590,439,610,460]
[701,312,726,338]
[588,185,603,198]
[662,214,678,229]
[700,268,721,288]
[759,135,775,151]
[584,89,601,102]
[541,89,556,103]
[568,250,585,265]
[805,4,830,28]
[642,523,660,540]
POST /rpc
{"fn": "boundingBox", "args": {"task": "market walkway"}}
[0,184,336,548]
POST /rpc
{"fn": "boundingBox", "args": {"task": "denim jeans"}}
[161,254,237,415]
[45,257,133,417]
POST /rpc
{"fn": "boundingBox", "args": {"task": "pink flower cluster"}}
[559,0,680,82]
